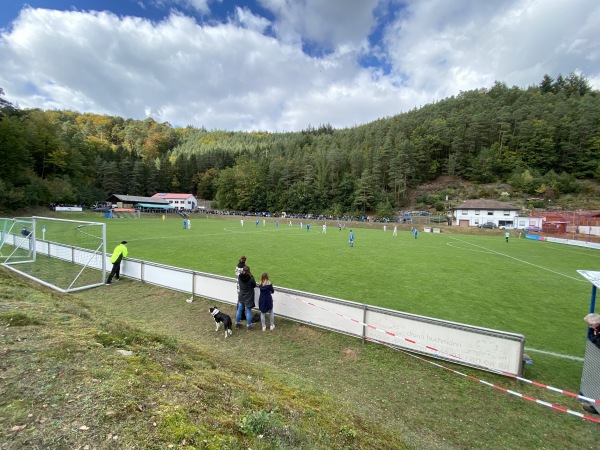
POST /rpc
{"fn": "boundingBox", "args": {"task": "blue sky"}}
[1,0,599,131]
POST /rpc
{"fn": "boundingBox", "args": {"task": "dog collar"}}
[211,308,220,317]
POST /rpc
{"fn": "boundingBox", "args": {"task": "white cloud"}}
[233,7,270,34]
[258,0,378,52]
[0,6,399,131]
[382,0,600,97]
[0,1,599,132]
[152,0,213,15]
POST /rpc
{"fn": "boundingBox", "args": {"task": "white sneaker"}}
[270,325,275,331]
[262,326,266,331]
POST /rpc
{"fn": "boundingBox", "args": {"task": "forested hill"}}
[1,73,599,214]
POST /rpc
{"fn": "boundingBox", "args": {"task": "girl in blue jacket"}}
[258,272,275,331]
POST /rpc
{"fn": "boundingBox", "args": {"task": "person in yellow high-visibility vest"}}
[106,241,128,284]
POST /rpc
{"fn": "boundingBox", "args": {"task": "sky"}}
[1,0,599,132]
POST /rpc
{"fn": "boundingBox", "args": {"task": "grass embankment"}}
[1,269,598,449]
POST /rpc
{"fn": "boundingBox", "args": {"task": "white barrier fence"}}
[116,257,525,376]
[3,233,526,376]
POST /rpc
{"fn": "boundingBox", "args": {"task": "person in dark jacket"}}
[258,272,275,331]
[235,265,257,330]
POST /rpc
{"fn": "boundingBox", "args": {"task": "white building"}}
[151,193,198,211]
[452,199,522,228]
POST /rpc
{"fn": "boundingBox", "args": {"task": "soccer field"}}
[48,212,600,387]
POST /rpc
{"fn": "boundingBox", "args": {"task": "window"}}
[487,211,493,216]
[504,210,510,216]
[475,210,480,215]
[461,210,467,215]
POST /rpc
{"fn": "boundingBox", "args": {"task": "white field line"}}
[447,236,586,283]
[524,347,584,362]
[536,243,600,259]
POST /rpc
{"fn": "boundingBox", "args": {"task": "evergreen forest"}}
[1,73,599,215]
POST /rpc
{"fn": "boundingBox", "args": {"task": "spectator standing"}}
[258,272,275,331]
[236,266,257,330]
[106,241,128,284]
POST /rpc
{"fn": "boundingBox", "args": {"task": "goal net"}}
[0,218,35,263]
[1,216,106,293]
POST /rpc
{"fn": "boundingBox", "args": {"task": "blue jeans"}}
[236,302,253,326]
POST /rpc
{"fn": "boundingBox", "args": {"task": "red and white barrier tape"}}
[282,292,600,423]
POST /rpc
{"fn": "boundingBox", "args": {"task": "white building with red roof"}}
[151,193,198,211]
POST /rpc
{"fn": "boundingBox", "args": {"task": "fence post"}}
[362,304,367,345]
[191,271,196,300]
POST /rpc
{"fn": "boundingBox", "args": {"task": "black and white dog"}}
[209,307,233,338]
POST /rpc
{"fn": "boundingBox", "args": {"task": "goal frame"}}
[1,216,107,293]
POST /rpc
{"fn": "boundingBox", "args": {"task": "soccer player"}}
[349,230,354,247]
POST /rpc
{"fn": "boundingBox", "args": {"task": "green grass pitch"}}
[48,213,600,388]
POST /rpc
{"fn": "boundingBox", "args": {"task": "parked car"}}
[477,222,497,229]
[524,226,542,232]
[499,225,515,230]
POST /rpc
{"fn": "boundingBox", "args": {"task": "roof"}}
[453,199,519,211]
[108,194,169,205]
[135,203,174,209]
[151,193,195,200]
